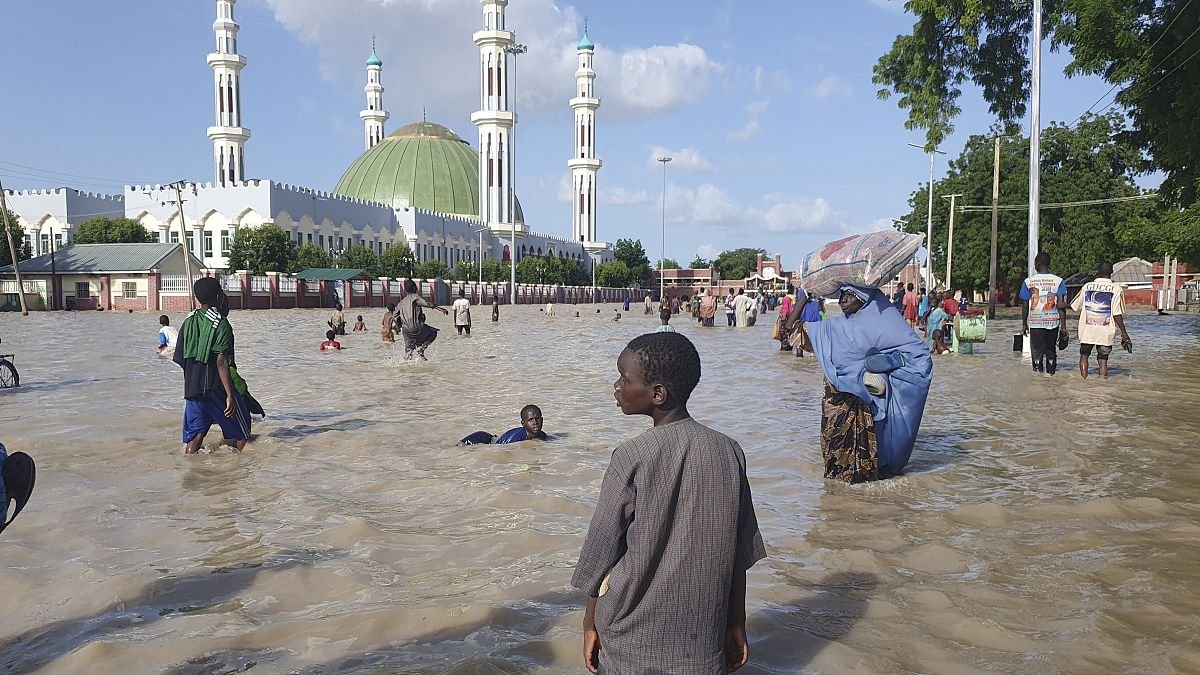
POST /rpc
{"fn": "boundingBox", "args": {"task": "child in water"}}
[612,310,622,322]
[352,315,366,332]
[572,332,765,673]
[655,307,676,333]
[931,328,951,355]
[157,314,178,355]
[458,404,548,446]
[320,329,341,352]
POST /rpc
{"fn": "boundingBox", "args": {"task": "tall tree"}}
[713,248,766,282]
[1,211,31,264]
[657,258,681,270]
[597,259,633,288]
[453,260,478,282]
[225,224,297,273]
[415,259,449,279]
[337,244,379,276]
[873,0,1200,205]
[73,216,155,244]
[378,242,415,278]
[294,243,331,271]
[612,238,652,285]
[480,258,508,283]
[689,255,709,269]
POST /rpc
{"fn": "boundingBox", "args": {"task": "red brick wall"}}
[161,295,194,312]
[113,296,149,312]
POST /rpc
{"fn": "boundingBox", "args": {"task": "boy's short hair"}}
[194,277,222,306]
[386,302,396,312]
[356,315,363,321]
[521,404,542,418]
[624,332,701,403]
[159,314,170,326]
[326,329,336,340]
[659,308,671,323]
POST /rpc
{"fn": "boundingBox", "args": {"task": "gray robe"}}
[572,417,766,674]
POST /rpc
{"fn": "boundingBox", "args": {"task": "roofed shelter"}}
[0,243,205,312]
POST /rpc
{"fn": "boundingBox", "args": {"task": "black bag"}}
[1057,330,1070,351]
[0,450,36,536]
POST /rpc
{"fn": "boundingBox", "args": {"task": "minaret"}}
[470,0,519,234]
[207,0,251,186]
[360,41,389,151]
[569,28,602,244]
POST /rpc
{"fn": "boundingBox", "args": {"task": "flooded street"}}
[1,305,1199,674]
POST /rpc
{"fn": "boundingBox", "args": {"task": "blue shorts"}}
[183,388,252,443]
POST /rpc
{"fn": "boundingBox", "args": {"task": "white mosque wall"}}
[5,188,125,256]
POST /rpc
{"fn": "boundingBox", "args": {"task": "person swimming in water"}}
[458,405,548,446]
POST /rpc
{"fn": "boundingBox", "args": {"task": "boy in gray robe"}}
[573,332,767,674]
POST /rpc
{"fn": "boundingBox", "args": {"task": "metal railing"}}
[223,275,241,292]
[160,274,190,292]
[251,275,270,292]
[279,276,297,293]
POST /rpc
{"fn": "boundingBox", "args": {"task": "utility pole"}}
[657,156,672,302]
[988,135,1003,320]
[49,226,58,310]
[164,181,197,309]
[1027,0,1044,277]
[909,143,945,289]
[942,193,962,292]
[0,177,29,315]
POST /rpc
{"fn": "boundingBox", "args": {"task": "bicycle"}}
[0,337,19,388]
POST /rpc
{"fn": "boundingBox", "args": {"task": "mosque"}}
[5,0,610,273]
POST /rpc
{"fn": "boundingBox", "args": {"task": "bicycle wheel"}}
[0,361,17,388]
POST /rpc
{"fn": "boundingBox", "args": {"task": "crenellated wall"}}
[5,188,125,256]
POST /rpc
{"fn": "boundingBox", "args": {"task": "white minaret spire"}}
[570,25,601,244]
[207,0,250,186]
[360,38,389,151]
[471,0,519,234]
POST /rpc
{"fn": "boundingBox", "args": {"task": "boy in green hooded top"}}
[172,277,251,453]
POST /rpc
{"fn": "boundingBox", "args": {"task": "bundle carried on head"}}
[797,230,924,298]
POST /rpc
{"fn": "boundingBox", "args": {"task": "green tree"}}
[294,243,331,271]
[225,224,297,273]
[516,255,549,284]
[657,258,681,270]
[689,255,709,269]
[900,114,1160,296]
[1,212,31,263]
[454,260,479,281]
[479,257,508,282]
[337,244,379,276]
[713,248,766,282]
[613,238,652,285]
[597,259,633,287]
[415,259,449,279]
[73,216,155,244]
[378,242,416,278]
[873,0,1200,206]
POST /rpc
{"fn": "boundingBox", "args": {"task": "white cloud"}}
[559,172,652,205]
[263,0,720,122]
[812,75,852,99]
[695,243,719,261]
[647,145,715,172]
[662,183,844,235]
[727,100,769,142]
[603,187,652,206]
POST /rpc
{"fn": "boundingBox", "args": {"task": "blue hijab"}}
[807,285,933,475]
[795,288,823,323]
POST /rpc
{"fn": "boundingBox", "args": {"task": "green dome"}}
[366,49,382,67]
[577,33,594,51]
[334,121,522,220]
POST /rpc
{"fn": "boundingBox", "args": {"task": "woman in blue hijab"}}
[803,285,932,482]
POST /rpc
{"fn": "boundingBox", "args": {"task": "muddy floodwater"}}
[1,306,1199,674]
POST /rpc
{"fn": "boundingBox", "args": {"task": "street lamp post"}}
[505,42,527,306]
[472,226,487,285]
[890,218,909,296]
[941,193,962,291]
[657,156,672,302]
[590,252,600,303]
[908,143,946,289]
[1028,0,1043,278]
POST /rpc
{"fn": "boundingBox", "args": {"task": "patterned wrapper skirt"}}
[821,380,880,483]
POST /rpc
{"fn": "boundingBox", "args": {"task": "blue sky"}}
[1,0,1123,266]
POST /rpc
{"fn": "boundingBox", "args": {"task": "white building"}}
[5,0,609,273]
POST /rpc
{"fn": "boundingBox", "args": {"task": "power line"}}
[958,192,1157,211]
[0,159,154,186]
